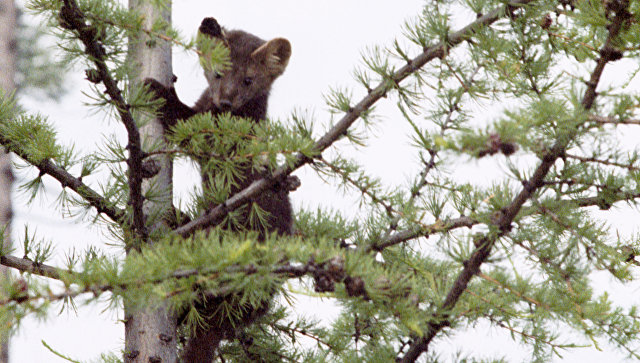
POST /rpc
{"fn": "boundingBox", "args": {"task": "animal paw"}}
[144,78,174,103]
[143,78,194,126]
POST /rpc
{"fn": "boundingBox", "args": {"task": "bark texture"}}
[124,1,176,362]
[0,0,16,362]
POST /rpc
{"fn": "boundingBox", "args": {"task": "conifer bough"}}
[400,0,632,360]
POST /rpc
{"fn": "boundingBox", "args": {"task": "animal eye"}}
[243,77,253,86]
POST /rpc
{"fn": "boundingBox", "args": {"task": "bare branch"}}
[0,255,63,280]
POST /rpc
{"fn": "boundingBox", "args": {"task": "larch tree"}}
[2,0,640,362]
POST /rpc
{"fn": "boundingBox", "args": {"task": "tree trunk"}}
[124,1,176,362]
[0,0,16,362]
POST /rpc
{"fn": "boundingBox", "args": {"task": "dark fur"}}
[145,17,292,362]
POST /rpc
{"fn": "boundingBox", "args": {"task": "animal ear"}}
[199,17,225,40]
[197,17,228,52]
[251,38,291,77]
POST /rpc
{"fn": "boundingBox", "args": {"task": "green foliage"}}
[196,32,231,75]
[0,112,59,164]
[167,110,316,228]
[3,0,640,362]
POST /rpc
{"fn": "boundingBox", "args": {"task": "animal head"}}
[198,18,291,114]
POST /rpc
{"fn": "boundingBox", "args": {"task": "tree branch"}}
[566,153,640,171]
[59,0,147,240]
[370,188,640,252]
[0,133,125,223]
[0,255,63,280]
[0,254,321,301]
[399,1,631,360]
[590,115,640,125]
[174,0,536,237]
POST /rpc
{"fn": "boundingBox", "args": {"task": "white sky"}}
[10,0,640,362]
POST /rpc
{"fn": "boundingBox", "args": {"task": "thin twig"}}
[89,15,202,56]
[590,115,640,125]
[547,31,598,51]
[316,155,396,219]
[272,323,337,350]
[478,272,550,309]
[566,153,640,171]
[376,65,481,249]
[372,189,640,252]
[490,317,566,349]
[466,291,567,349]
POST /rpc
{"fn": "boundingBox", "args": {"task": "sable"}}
[145,18,293,237]
[145,16,293,361]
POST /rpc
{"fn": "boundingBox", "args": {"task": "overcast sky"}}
[10,1,639,362]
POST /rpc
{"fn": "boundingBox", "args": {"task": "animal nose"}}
[219,100,232,111]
